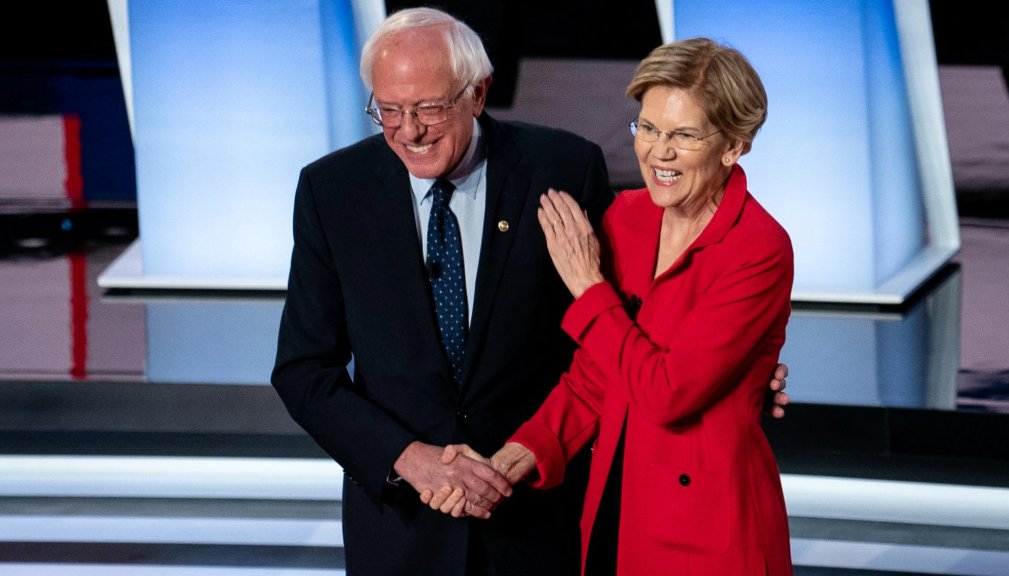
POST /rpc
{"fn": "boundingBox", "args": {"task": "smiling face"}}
[634,86,742,214]
[370,27,489,179]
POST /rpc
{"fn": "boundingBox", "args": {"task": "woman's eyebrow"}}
[638,116,703,132]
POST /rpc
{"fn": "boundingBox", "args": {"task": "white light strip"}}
[892,0,961,254]
[4,457,1008,533]
[0,516,341,547]
[0,566,344,576]
[655,0,674,43]
[0,456,343,500]
[97,240,290,290]
[791,538,1009,576]
[106,0,134,141]
[781,475,1009,530]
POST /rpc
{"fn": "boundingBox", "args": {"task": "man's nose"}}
[399,112,426,140]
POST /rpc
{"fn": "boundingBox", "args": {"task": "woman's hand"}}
[538,189,605,299]
[489,442,537,485]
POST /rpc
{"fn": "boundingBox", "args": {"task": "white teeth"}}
[406,144,432,153]
[654,168,681,182]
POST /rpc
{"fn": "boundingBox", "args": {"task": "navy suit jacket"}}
[272,113,614,576]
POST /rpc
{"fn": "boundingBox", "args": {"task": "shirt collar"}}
[409,118,486,203]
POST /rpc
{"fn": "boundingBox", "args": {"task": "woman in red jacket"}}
[428,38,794,575]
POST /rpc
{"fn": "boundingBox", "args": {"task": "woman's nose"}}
[656,139,678,159]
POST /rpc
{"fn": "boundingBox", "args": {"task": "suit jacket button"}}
[679,474,691,486]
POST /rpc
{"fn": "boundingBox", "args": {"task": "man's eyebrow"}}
[373,95,447,107]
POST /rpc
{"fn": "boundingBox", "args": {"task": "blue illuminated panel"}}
[129,0,363,282]
[674,0,925,294]
[146,302,284,385]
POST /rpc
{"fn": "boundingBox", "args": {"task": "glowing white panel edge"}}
[791,245,959,303]
[97,240,289,290]
[0,456,343,500]
[3,456,1007,533]
[106,0,133,140]
[892,0,960,253]
[655,0,674,44]
[350,0,387,54]
[0,516,342,547]
[0,567,344,576]
[350,0,387,139]
[781,475,1009,530]
[791,538,1009,575]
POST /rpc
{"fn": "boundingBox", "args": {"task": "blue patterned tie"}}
[426,179,468,385]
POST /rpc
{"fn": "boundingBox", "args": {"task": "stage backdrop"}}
[100,0,957,303]
[668,0,958,303]
[101,0,383,289]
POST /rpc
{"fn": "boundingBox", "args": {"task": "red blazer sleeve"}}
[561,230,793,428]
[508,207,621,490]
[509,348,608,489]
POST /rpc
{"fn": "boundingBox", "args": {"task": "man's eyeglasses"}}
[630,121,721,151]
[366,84,469,128]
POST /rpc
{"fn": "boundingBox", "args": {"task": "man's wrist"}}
[393,440,422,480]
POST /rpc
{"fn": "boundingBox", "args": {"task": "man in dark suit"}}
[272,7,788,576]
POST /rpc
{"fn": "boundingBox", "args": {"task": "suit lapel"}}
[370,150,457,392]
[460,116,529,390]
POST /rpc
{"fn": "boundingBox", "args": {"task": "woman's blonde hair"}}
[626,38,767,154]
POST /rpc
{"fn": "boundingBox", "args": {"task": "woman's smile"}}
[651,166,683,185]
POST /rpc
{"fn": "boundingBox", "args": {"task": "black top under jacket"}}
[272,113,615,576]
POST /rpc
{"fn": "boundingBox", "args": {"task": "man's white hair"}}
[360,7,493,93]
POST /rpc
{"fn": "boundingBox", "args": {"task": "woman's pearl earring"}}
[724,158,731,163]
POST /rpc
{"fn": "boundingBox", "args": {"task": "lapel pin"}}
[498,220,510,232]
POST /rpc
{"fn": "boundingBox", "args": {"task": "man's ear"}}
[471,75,493,118]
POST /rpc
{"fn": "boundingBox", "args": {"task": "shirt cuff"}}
[561,281,624,344]
[509,420,566,490]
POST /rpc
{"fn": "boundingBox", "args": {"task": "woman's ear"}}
[722,139,745,166]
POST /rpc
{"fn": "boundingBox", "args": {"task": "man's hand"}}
[764,363,789,418]
[421,443,537,518]
[393,441,512,519]
[419,444,494,517]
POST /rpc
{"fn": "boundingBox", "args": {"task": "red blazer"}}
[510,166,794,576]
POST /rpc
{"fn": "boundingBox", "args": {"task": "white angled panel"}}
[0,456,343,500]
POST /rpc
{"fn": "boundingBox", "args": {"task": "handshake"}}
[393,441,537,519]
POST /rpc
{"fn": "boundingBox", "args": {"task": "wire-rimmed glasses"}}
[630,121,721,151]
[366,84,470,128]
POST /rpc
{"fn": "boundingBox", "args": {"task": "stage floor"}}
[1,215,1008,575]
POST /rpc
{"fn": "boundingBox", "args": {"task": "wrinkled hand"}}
[419,444,494,518]
[420,443,536,518]
[763,363,789,418]
[394,441,512,520]
[488,442,537,485]
[538,189,605,299]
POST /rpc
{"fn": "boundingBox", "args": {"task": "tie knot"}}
[429,179,455,208]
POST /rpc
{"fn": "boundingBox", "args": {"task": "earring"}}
[724,158,731,163]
